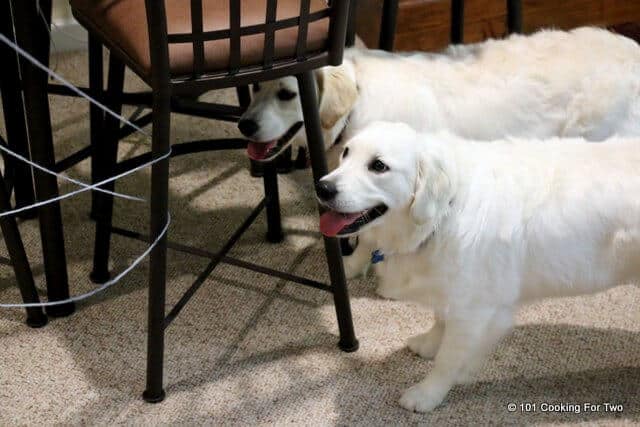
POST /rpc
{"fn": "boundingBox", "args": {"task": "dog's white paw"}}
[407,332,440,359]
[399,383,446,413]
[343,256,369,279]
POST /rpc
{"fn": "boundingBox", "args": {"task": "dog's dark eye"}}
[342,147,349,158]
[253,83,260,92]
[277,88,297,101]
[369,159,389,173]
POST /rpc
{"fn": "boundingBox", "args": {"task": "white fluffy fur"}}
[320,121,640,412]
[241,27,640,151]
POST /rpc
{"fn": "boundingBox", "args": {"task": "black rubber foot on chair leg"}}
[338,338,359,353]
[142,389,166,403]
[45,302,75,318]
[266,231,284,244]
[90,269,111,284]
[26,313,48,328]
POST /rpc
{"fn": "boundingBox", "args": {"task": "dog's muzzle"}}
[246,121,303,162]
[318,204,388,237]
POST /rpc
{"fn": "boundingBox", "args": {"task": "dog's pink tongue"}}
[247,141,276,160]
[319,211,360,237]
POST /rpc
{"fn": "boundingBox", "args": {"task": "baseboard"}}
[50,19,87,53]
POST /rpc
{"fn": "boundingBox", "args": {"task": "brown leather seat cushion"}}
[70,0,330,78]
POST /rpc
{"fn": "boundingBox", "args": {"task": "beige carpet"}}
[1,49,639,426]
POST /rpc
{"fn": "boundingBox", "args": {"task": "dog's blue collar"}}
[371,249,385,264]
[370,231,435,264]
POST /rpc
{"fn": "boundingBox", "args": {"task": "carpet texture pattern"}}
[0,48,639,426]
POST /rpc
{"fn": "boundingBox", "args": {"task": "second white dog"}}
[316,122,640,412]
[240,27,640,157]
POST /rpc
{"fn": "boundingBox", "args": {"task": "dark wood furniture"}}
[357,0,640,52]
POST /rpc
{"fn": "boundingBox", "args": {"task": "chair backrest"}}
[144,0,350,88]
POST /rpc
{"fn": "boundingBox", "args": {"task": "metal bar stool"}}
[69,0,355,402]
[1,0,76,318]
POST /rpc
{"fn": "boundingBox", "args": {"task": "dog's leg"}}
[343,237,373,279]
[407,312,445,359]
[456,307,513,384]
[399,306,512,412]
[375,264,414,300]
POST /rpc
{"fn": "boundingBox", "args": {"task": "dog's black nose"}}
[316,180,338,201]
[238,119,259,137]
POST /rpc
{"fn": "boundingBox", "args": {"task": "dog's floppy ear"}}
[315,66,358,129]
[410,150,453,226]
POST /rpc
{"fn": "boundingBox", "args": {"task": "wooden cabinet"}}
[356,0,640,51]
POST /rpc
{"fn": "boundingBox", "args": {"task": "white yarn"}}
[0,32,152,215]
[0,214,170,308]
[0,30,173,308]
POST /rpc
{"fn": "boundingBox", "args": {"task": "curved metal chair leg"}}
[13,0,74,318]
[89,35,104,221]
[0,1,36,220]
[236,86,251,111]
[143,84,171,405]
[507,0,523,34]
[263,161,284,243]
[379,0,399,51]
[90,55,125,284]
[236,85,285,240]
[296,71,358,352]
[346,0,358,47]
[451,0,464,44]
[0,174,47,327]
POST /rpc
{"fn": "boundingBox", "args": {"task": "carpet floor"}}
[0,47,639,426]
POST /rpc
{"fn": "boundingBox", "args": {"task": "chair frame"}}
[0,0,525,401]
[0,0,75,321]
[72,0,356,403]
[0,135,47,327]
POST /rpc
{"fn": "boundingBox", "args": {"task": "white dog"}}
[316,121,640,412]
[239,27,640,159]
[239,27,640,273]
